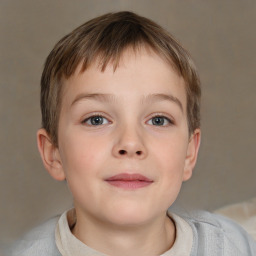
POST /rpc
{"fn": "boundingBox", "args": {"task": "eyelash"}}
[147,114,174,127]
[81,114,110,126]
[81,113,174,127]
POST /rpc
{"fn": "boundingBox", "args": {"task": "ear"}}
[183,128,201,181]
[37,128,66,181]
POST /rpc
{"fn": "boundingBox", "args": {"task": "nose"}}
[112,126,147,159]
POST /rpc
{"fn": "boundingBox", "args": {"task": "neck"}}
[72,209,176,256]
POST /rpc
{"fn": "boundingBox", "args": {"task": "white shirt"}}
[55,208,193,256]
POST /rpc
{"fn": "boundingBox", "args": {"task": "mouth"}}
[105,173,153,190]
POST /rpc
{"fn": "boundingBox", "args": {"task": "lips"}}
[105,173,153,190]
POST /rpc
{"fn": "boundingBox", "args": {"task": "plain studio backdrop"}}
[0,0,255,249]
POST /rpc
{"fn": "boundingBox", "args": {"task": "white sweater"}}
[9,210,256,256]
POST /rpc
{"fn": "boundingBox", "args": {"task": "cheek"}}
[59,131,109,178]
[150,136,188,202]
[58,134,108,205]
[152,135,187,172]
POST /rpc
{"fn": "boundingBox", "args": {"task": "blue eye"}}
[148,116,172,126]
[83,115,109,126]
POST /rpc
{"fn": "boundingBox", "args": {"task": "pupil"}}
[91,116,103,125]
[153,117,164,125]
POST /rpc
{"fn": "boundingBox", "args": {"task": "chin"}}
[105,204,154,227]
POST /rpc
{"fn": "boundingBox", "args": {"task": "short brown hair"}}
[41,11,201,146]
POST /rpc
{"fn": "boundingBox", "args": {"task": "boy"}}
[11,11,256,255]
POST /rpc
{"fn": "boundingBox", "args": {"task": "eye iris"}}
[91,116,103,125]
[152,117,164,125]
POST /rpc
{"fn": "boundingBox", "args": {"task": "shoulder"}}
[180,211,256,255]
[9,216,61,256]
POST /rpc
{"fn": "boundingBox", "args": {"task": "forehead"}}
[61,47,187,109]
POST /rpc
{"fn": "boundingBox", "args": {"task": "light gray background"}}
[1,0,256,248]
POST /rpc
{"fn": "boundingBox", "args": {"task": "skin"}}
[37,47,201,256]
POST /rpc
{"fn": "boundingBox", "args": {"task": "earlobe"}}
[37,129,66,181]
[183,129,201,181]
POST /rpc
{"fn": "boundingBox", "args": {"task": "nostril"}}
[119,150,126,155]
[117,149,143,156]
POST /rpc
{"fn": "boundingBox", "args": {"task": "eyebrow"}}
[71,93,116,106]
[141,93,183,112]
[71,92,183,112]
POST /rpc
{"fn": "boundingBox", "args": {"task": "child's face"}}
[48,48,200,225]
